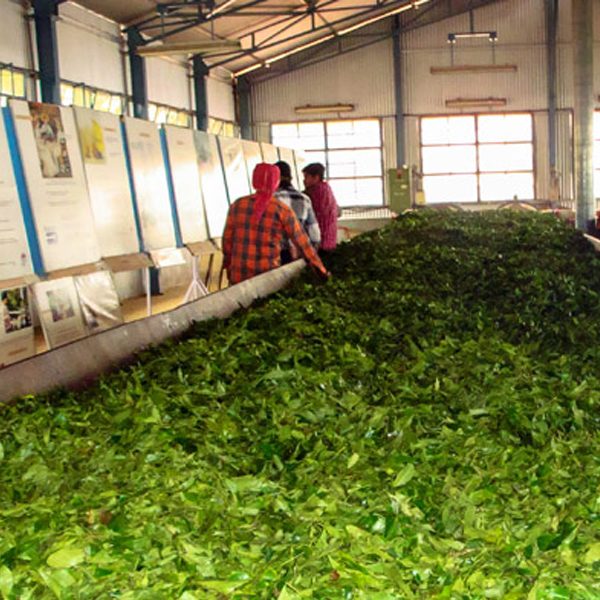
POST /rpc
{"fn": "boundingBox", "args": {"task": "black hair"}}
[302,162,325,180]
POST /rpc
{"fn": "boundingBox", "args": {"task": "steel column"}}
[33,0,61,104]
[572,0,594,230]
[192,55,209,130]
[237,76,252,140]
[127,27,148,120]
[392,16,405,166]
[545,0,558,181]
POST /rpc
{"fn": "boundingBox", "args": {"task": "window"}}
[208,117,240,138]
[271,119,384,207]
[60,82,125,115]
[148,102,192,128]
[0,65,27,106]
[420,113,535,203]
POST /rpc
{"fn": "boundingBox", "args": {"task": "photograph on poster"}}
[78,118,106,164]
[29,103,73,178]
[1,288,32,334]
[47,288,76,322]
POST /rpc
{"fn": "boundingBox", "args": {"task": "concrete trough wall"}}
[0,261,306,404]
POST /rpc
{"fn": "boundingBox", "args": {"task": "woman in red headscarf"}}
[222,163,329,285]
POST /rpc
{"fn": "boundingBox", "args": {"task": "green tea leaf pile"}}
[1,211,599,598]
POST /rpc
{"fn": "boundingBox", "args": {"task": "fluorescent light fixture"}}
[448,31,497,43]
[137,40,241,57]
[266,34,335,65]
[234,62,264,77]
[295,103,355,114]
[233,0,431,77]
[337,0,431,36]
[208,0,236,18]
[445,97,507,108]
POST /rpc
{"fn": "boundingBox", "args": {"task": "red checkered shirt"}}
[222,195,327,284]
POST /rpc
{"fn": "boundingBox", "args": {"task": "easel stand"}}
[103,252,154,317]
[148,247,189,316]
[183,241,215,303]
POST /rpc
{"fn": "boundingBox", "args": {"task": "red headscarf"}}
[251,163,280,223]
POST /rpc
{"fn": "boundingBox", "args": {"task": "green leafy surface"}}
[1,211,599,598]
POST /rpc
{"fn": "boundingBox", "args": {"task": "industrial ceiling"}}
[73,0,503,77]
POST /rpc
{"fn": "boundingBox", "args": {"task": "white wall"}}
[250,0,600,204]
[146,57,191,110]
[57,2,124,93]
[207,70,235,121]
[0,0,30,69]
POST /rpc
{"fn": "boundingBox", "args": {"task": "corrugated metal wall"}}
[251,36,395,123]
[250,0,600,204]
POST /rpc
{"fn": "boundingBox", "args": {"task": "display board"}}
[194,131,229,238]
[163,126,208,244]
[122,117,176,251]
[294,150,308,190]
[241,139,263,187]
[260,142,279,164]
[0,113,33,282]
[33,277,87,348]
[9,100,101,272]
[73,107,139,258]
[0,286,34,366]
[74,270,123,334]
[278,147,301,190]
[218,136,251,203]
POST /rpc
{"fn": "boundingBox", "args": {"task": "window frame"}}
[419,111,537,203]
[271,117,385,206]
[60,80,126,115]
[0,63,29,106]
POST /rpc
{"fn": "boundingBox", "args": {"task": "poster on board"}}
[163,126,208,244]
[9,100,101,273]
[278,147,301,190]
[33,277,87,348]
[194,131,229,239]
[0,286,34,366]
[74,270,123,334]
[260,142,279,164]
[73,108,139,258]
[218,136,251,203]
[0,114,32,282]
[123,117,176,251]
[241,140,263,187]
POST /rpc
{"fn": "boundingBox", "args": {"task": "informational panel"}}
[279,147,301,189]
[33,277,87,348]
[163,126,208,244]
[0,114,32,281]
[218,136,251,203]
[123,116,176,251]
[0,286,34,366]
[294,150,308,190]
[241,139,263,187]
[9,100,101,272]
[260,142,279,164]
[194,131,229,238]
[74,270,123,334]
[73,107,139,258]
